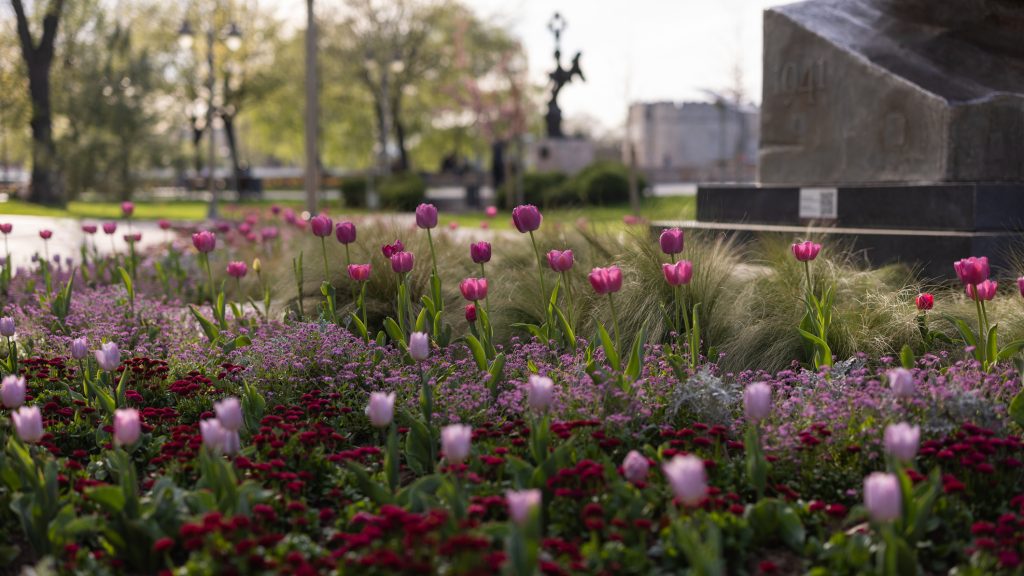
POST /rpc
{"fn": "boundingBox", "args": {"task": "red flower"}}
[153,537,175,553]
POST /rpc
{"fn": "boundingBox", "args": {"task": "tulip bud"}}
[743,382,772,423]
[662,261,693,286]
[191,231,217,253]
[95,342,121,372]
[622,450,649,484]
[416,203,439,229]
[915,293,934,311]
[887,368,914,399]
[465,303,477,323]
[966,279,997,301]
[441,424,472,464]
[0,317,14,337]
[366,392,396,428]
[226,261,248,279]
[546,249,574,273]
[470,242,492,264]
[310,215,333,237]
[121,202,135,217]
[113,408,141,446]
[214,397,243,431]
[409,332,430,361]
[526,374,555,412]
[864,472,901,522]
[511,204,542,233]
[335,221,357,244]
[659,228,684,255]
[588,265,623,295]
[252,258,262,273]
[953,256,989,286]
[12,406,43,443]
[506,489,541,526]
[791,240,822,262]
[663,454,707,506]
[1,375,26,408]
[883,422,920,462]
[70,337,88,360]
[459,278,488,302]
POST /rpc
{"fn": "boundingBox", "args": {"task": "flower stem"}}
[320,237,330,280]
[480,262,490,316]
[608,293,621,354]
[528,231,547,301]
[562,271,575,329]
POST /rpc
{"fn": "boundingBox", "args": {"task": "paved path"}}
[0,215,169,268]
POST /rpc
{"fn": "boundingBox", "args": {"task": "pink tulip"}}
[416,203,439,229]
[465,303,477,323]
[366,392,395,428]
[199,418,239,455]
[526,375,554,412]
[214,397,243,431]
[791,240,822,262]
[70,337,88,360]
[390,251,414,274]
[226,261,248,279]
[121,202,135,217]
[511,204,542,233]
[588,265,623,295]
[192,231,216,253]
[81,224,97,234]
[113,408,141,446]
[966,279,997,301]
[261,227,279,241]
[884,422,920,462]
[310,215,333,237]
[662,261,693,286]
[0,223,11,234]
[663,454,707,506]
[336,221,357,244]
[348,264,371,282]
[381,239,404,259]
[12,406,43,443]
[743,382,772,423]
[238,223,251,234]
[39,230,52,240]
[158,219,172,230]
[953,256,989,286]
[271,205,282,215]
[888,368,914,399]
[103,222,117,235]
[0,317,14,337]
[864,472,901,522]
[622,450,649,484]
[441,424,472,464]
[547,249,574,272]
[506,489,541,526]
[124,233,141,243]
[409,332,430,361]
[95,341,121,372]
[215,221,231,234]
[470,242,492,264]
[459,278,488,301]
[1,375,26,408]
[448,221,458,231]
[659,228,684,255]
[485,206,498,218]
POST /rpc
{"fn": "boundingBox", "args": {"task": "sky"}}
[267,0,796,132]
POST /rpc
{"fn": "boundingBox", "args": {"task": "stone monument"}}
[665,0,1024,276]
[527,12,594,175]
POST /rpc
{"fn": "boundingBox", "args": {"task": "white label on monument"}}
[799,187,838,220]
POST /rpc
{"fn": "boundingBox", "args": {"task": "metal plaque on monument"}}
[665,0,1024,276]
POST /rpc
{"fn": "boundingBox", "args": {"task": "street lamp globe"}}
[225,23,243,52]
[177,20,195,50]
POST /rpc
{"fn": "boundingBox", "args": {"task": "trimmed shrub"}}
[340,177,367,208]
[378,174,426,211]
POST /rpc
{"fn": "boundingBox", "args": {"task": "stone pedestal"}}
[526,138,595,175]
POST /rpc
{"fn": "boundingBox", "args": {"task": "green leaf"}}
[1010,389,1024,429]
[552,304,575,351]
[344,461,393,505]
[383,317,405,347]
[624,320,649,381]
[415,308,428,333]
[598,323,620,371]
[486,353,506,398]
[350,313,368,339]
[86,485,126,513]
[464,335,487,371]
[998,339,1024,361]
[404,415,434,475]
[189,305,220,343]
[986,324,999,366]
[942,314,978,351]
[511,322,547,341]
[899,344,915,369]
[777,505,806,551]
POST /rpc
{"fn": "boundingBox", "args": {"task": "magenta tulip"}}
[512,204,542,233]
[39,230,52,240]
[622,450,649,484]
[310,215,333,237]
[0,223,11,234]
[916,293,934,311]
[158,219,172,230]
[416,203,439,229]
[588,265,623,295]
[470,242,492,264]
[953,256,989,286]
[121,202,135,217]
[336,221,357,244]
[103,222,117,235]
[124,233,141,243]
[547,249,574,272]
[381,239,404,258]
[192,231,216,253]
[791,240,822,262]
[348,264,371,282]
[662,261,693,286]
[226,261,248,279]
[81,224,97,234]
[659,228,684,255]
[391,251,414,274]
[966,279,997,301]
[465,303,477,323]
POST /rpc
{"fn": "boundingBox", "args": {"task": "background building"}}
[624,100,759,184]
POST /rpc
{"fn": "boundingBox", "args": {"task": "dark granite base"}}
[650,220,1023,279]
[697,183,1024,231]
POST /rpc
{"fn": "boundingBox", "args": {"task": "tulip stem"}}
[608,293,621,354]
[319,237,330,281]
[203,253,215,306]
[480,262,490,316]
[803,261,813,298]
[345,244,357,307]
[972,284,985,338]
[528,231,547,304]
[561,271,575,329]
[980,298,990,336]
[427,229,439,277]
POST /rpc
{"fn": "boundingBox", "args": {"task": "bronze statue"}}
[545,13,584,139]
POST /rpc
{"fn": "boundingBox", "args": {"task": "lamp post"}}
[178,4,242,220]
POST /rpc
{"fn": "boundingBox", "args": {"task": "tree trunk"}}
[13,0,66,207]
[391,93,409,173]
[221,112,242,194]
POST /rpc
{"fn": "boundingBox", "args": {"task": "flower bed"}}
[0,204,1022,575]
